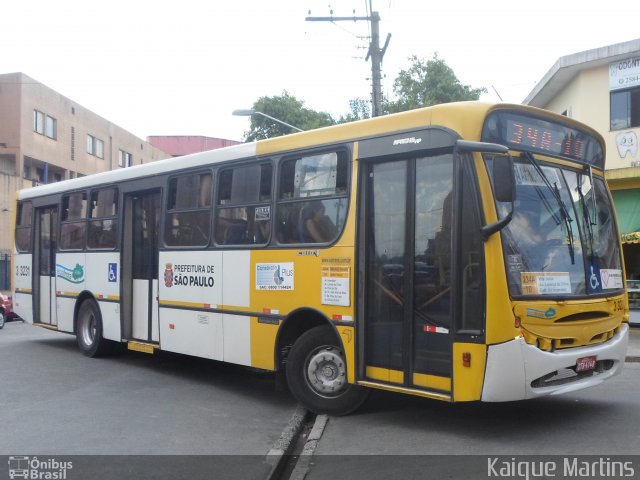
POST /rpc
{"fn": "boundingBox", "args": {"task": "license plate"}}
[575,355,597,372]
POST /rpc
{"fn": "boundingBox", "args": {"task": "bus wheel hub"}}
[307,348,346,395]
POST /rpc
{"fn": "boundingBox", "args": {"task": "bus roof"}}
[18,142,257,200]
[17,102,604,201]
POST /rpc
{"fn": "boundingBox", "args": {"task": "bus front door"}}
[34,206,58,326]
[363,155,454,395]
[122,191,160,344]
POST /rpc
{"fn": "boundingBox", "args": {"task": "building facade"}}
[0,72,172,264]
[147,136,240,157]
[523,38,640,281]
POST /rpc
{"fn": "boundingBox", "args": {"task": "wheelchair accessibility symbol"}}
[108,263,118,282]
[589,265,600,291]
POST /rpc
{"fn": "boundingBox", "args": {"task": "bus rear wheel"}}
[286,325,369,416]
[76,300,110,357]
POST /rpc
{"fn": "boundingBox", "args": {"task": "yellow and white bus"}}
[12,102,629,415]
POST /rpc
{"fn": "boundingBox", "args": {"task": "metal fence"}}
[0,253,10,292]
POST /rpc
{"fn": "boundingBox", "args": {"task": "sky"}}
[2,0,638,142]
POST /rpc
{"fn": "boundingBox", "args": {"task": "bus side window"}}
[165,172,212,247]
[214,162,272,246]
[88,188,118,249]
[15,202,33,252]
[60,191,87,250]
[276,151,348,245]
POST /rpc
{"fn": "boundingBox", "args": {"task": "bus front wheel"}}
[76,300,110,357]
[286,325,369,416]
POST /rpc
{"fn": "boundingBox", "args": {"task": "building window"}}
[71,127,75,161]
[45,115,57,139]
[118,150,132,167]
[610,87,640,130]
[87,135,104,158]
[33,110,57,140]
[95,138,104,159]
[33,110,44,134]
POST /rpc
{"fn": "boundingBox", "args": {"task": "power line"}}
[306,10,390,117]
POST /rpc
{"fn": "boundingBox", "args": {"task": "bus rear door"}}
[122,190,161,344]
[33,206,58,326]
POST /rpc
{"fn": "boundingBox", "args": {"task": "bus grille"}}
[521,325,620,352]
[530,360,615,389]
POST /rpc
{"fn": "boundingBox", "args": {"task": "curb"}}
[265,404,309,479]
[289,414,329,480]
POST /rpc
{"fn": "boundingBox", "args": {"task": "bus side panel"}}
[452,342,487,401]
[56,297,75,333]
[55,252,86,332]
[80,252,121,340]
[158,250,224,359]
[222,314,251,366]
[160,308,224,360]
[13,253,33,323]
[250,317,278,370]
[99,302,121,342]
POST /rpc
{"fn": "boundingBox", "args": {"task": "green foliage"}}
[243,91,335,141]
[242,54,486,139]
[337,98,372,123]
[384,54,487,113]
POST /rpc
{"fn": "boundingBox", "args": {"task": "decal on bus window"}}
[600,269,623,289]
[256,263,294,290]
[521,272,571,295]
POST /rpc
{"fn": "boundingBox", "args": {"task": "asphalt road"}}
[1,320,638,480]
[0,321,298,479]
[302,328,640,479]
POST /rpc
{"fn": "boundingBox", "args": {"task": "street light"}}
[232,109,303,132]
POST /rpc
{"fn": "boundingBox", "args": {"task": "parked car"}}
[0,292,16,329]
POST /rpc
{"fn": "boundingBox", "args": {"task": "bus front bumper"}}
[481,323,629,402]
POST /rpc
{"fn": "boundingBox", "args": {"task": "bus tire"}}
[286,325,369,416]
[76,300,109,357]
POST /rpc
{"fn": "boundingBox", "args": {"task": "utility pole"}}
[306,11,390,117]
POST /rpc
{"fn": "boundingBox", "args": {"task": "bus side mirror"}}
[455,140,515,240]
[492,155,515,203]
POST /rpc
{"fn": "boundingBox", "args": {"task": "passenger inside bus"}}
[299,201,335,243]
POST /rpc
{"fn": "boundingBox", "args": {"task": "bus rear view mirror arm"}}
[455,140,515,240]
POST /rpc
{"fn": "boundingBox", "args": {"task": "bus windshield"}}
[500,160,623,297]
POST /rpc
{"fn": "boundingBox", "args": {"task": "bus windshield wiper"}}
[576,172,595,258]
[522,152,575,264]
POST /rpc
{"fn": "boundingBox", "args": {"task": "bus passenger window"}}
[276,151,349,244]
[165,172,212,247]
[214,162,272,246]
[60,192,87,250]
[15,202,33,252]
[88,188,118,249]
